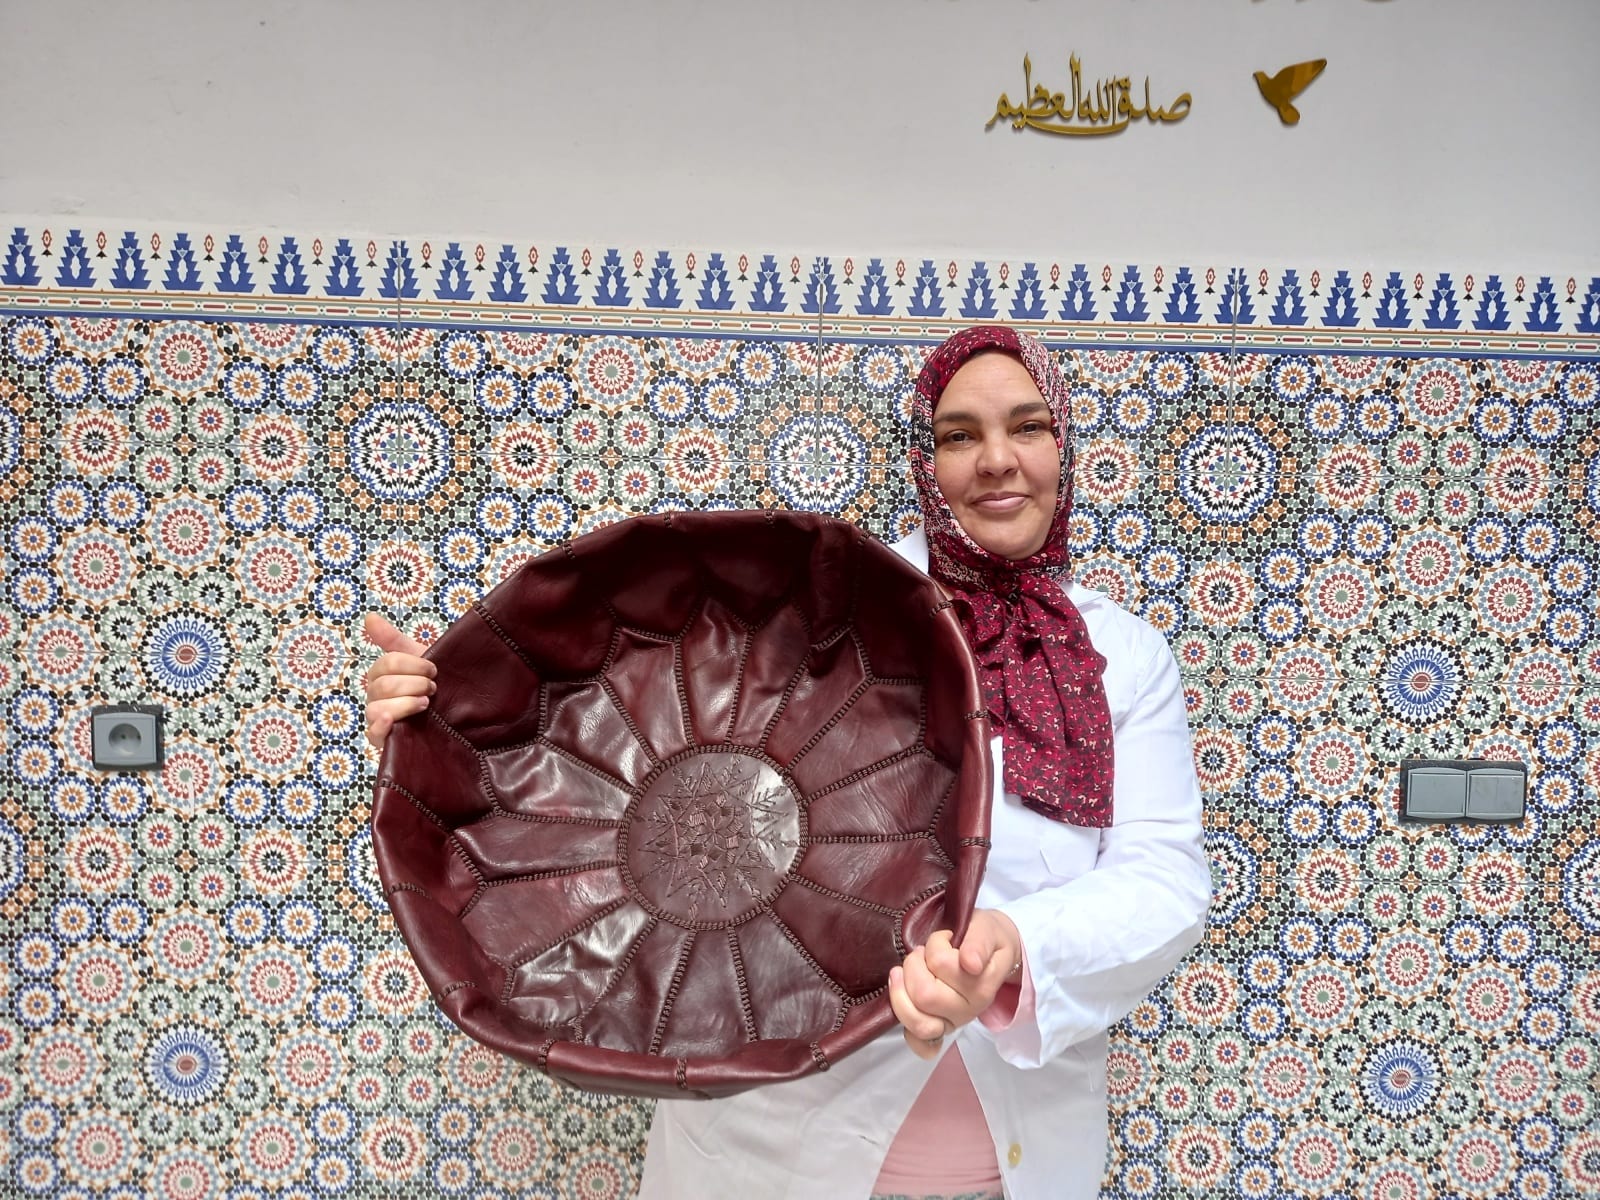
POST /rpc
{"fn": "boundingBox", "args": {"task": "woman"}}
[364,325,1210,1200]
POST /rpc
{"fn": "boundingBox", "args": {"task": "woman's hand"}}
[362,614,436,749]
[888,908,1023,1060]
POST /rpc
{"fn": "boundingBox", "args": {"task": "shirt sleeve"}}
[978,954,1033,1032]
[975,628,1211,1068]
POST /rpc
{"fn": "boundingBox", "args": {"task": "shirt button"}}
[1007,1142,1023,1168]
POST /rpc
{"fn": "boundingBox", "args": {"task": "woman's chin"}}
[970,526,1047,561]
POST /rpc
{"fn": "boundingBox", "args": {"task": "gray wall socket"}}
[91,704,165,771]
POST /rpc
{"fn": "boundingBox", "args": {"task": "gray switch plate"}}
[1404,765,1467,820]
[1400,759,1526,824]
[1467,768,1527,822]
[91,704,165,770]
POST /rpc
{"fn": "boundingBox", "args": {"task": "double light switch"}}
[1399,759,1527,824]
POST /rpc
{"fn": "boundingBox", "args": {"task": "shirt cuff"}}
[978,949,1035,1032]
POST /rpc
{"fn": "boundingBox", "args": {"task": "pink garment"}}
[871,962,1036,1194]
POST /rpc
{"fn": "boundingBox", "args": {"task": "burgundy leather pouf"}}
[372,510,991,1098]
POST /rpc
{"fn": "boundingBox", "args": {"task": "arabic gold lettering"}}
[1115,77,1138,121]
[986,94,1016,130]
[986,54,1033,129]
[987,53,1191,136]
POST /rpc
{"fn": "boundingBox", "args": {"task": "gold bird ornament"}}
[1254,58,1327,125]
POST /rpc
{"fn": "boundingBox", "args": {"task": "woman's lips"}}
[972,493,1028,512]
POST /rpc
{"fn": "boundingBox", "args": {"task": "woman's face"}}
[931,352,1061,561]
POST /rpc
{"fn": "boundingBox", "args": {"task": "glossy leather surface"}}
[373,511,990,1098]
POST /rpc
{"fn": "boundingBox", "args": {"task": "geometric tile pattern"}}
[3,236,1599,1200]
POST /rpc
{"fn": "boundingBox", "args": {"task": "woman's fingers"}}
[889,924,1018,1059]
[920,931,967,988]
[890,923,1021,1058]
[953,909,1023,980]
[899,947,969,1029]
[361,616,435,751]
[364,650,435,685]
[364,662,436,701]
[889,958,944,1036]
[918,930,998,1011]
[900,1027,945,1060]
[919,915,1020,1015]
[365,696,429,748]
[888,964,950,1059]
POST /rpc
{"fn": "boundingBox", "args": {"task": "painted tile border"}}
[2,221,1599,357]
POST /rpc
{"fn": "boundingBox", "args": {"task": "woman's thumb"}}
[364,613,424,657]
[957,921,999,976]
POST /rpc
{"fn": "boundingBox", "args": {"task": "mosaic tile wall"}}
[2,228,1599,1200]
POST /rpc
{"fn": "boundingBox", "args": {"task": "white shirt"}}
[639,529,1210,1200]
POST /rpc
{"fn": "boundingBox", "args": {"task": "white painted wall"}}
[3,0,1597,267]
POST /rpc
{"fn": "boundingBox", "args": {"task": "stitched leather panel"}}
[374,510,990,1098]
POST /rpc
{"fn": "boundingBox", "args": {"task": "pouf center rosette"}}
[372,511,991,1098]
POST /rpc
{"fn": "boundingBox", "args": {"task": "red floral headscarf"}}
[908,326,1114,827]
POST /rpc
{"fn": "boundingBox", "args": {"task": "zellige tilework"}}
[2,229,1598,1200]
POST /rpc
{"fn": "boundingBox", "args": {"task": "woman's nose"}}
[976,435,1017,474]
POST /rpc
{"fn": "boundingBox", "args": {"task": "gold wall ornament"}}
[1253,58,1327,125]
[986,54,1191,137]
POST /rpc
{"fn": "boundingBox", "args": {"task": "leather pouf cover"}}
[372,510,991,1098]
